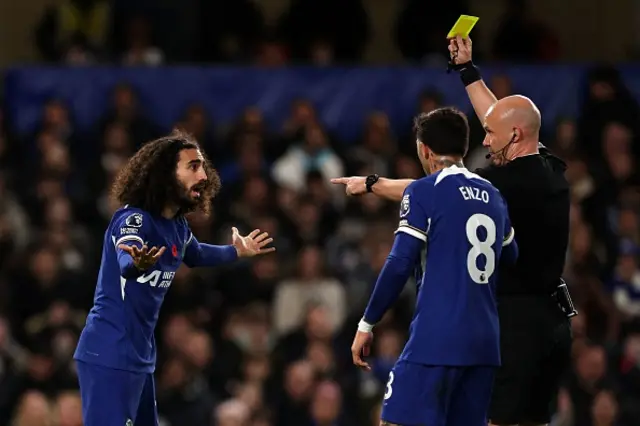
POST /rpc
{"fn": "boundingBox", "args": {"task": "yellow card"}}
[447,15,479,39]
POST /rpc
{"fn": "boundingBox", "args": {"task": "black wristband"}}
[457,62,482,87]
[365,174,380,193]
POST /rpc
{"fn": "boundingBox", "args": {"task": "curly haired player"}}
[74,129,275,426]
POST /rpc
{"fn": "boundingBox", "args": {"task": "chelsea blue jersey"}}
[74,206,193,373]
[397,165,516,367]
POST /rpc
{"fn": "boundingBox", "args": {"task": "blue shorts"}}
[381,361,495,426]
[76,360,158,426]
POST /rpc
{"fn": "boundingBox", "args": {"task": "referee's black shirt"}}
[476,146,570,297]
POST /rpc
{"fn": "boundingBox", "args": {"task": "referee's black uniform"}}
[475,145,573,425]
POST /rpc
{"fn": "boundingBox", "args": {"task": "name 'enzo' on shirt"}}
[459,186,489,203]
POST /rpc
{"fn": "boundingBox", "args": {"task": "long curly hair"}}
[111,129,221,216]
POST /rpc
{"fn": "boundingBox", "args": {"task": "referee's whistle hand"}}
[351,330,373,371]
[331,176,366,196]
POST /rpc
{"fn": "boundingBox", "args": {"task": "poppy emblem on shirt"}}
[172,244,178,257]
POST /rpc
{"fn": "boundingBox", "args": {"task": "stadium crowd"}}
[0,65,639,426]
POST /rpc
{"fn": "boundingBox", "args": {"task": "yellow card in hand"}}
[447,15,479,39]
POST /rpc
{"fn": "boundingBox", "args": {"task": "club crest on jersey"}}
[125,213,144,228]
[172,244,178,257]
[400,194,411,217]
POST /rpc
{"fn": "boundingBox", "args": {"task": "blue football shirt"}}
[396,165,516,367]
[74,206,196,373]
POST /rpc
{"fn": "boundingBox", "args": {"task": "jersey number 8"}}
[465,213,496,284]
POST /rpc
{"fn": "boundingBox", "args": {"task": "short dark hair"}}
[413,107,469,157]
[111,129,221,216]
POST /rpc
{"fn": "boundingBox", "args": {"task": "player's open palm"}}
[118,244,166,271]
[448,36,472,65]
[351,330,373,371]
[232,227,275,257]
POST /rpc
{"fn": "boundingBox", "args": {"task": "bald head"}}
[482,95,541,163]
[488,95,541,137]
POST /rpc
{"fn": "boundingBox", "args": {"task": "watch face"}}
[366,175,378,191]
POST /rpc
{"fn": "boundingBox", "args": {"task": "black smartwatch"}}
[365,174,380,193]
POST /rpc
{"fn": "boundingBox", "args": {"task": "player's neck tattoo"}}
[434,156,464,170]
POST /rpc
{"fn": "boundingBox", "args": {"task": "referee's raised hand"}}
[118,244,166,271]
[448,36,472,65]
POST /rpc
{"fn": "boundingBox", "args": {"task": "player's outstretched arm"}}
[331,177,413,202]
[182,227,275,268]
[448,36,497,121]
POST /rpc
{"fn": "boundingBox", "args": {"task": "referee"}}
[332,36,575,426]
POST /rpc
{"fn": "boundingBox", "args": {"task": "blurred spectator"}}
[272,123,344,194]
[11,391,53,426]
[551,118,579,156]
[97,84,158,150]
[394,0,468,63]
[0,173,30,268]
[34,0,110,63]
[177,104,216,155]
[564,345,616,426]
[198,0,266,63]
[610,250,640,333]
[121,17,164,66]
[492,0,559,62]
[348,112,396,177]
[277,0,370,63]
[273,248,346,336]
[590,389,620,426]
[55,391,83,426]
[578,66,640,165]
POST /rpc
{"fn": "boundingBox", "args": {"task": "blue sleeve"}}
[395,181,431,243]
[500,204,518,264]
[363,181,430,324]
[182,232,238,268]
[112,210,149,279]
[363,232,423,324]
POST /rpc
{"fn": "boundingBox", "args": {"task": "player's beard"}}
[175,180,206,212]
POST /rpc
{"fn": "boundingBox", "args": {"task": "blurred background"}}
[0,0,639,425]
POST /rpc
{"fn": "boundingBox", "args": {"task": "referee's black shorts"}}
[489,295,572,425]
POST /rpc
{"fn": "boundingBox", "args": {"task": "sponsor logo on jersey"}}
[136,270,176,289]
